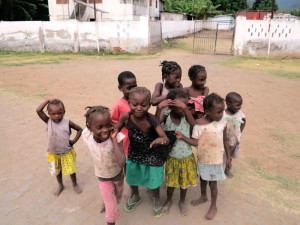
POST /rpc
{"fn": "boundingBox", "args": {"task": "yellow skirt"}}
[165,154,197,189]
[47,148,77,176]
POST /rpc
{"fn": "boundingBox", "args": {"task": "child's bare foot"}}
[205,206,217,220]
[191,196,208,206]
[162,199,172,214]
[225,169,233,178]
[179,201,188,216]
[73,184,82,195]
[54,184,64,197]
[100,202,105,213]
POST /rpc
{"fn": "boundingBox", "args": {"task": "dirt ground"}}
[0,42,300,225]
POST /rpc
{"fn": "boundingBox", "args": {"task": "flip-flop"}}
[153,199,163,218]
[124,197,142,212]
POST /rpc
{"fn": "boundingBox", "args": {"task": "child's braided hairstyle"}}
[129,87,151,101]
[84,106,110,127]
[160,60,181,82]
[203,93,224,112]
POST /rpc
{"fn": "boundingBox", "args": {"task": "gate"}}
[193,20,235,55]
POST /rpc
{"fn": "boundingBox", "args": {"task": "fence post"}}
[39,22,45,53]
[214,22,219,54]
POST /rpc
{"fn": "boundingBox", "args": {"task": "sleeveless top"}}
[126,112,176,166]
[192,120,227,165]
[164,114,193,159]
[47,118,72,154]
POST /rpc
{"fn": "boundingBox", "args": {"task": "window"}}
[56,0,68,4]
[88,0,102,3]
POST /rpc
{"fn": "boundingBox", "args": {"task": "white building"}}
[48,0,162,21]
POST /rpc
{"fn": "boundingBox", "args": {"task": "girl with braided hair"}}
[82,106,126,225]
[36,98,82,197]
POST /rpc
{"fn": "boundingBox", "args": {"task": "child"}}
[116,87,174,218]
[36,99,82,197]
[111,71,137,157]
[223,92,246,178]
[83,106,126,225]
[184,65,209,119]
[156,89,197,216]
[176,93,231,220]
[152,61,183,116]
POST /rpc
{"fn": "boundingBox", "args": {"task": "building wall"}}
[160,12,187,21]
[234,16,300,57]
[161,20,196,39]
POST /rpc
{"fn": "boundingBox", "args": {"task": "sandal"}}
[124,197,142,212]
[153,199,163,218]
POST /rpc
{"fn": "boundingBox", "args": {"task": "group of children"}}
[36,61,246,225]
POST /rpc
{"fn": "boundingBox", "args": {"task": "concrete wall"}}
[234,16,300,57]
[160,12,187,21]
[0,20,149,53]
[161,20,196,39]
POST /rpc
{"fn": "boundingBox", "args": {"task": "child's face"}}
[192,71,207,88]
[170,97,188,117]
[119,78,137,99]
[206,102,225,122]
[227,96,242,114]
[48,104,65,123]
[129,93,150,118]
[164,70,181,88]
[89,113,113,143]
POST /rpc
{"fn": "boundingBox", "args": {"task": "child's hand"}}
[150,137,167,148]
[226,158,232,170]
[69,140,75,146]
[175,131,183,139]
[170,99,187,109]
[110,128,118,139]
[158,99,172,109]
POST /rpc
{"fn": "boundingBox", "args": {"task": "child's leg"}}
[152,187,163,217]
[179,188,188,216]
[98,181,121,224]
[163,187,174,214]
[206,181,218,220]
[191,176,208,205]
[70,173,82,194]
[124,186,142,211]
[54,172,64,197]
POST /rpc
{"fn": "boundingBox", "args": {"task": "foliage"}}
[252,0,278,11]
[211,0,248,14]
[278,8,300,16]
[0,0,48,21]
[164,0,221,19]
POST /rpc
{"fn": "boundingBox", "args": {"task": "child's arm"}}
[110,129,126,168]
[150,125,169,148]
[171,99,195,127]
[223,127,232,170]
[69,120,83,146]
[155,99,171,123]
[36,99,52,123]
[241,118,246,132]
[203,86,209,96]
[175,131,198,146]
[151,83,166,106]
[114,112,129,131]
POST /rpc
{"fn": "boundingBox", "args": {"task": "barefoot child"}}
[83,106,126,225]
[176,93,231,220]
[156,89,197,216]
[36,99,82,197]
[223,92,246,178]
[116,87,175,218]
[184,65,209,119]
[152,61,183,117]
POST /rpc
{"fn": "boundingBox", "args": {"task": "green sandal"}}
[153,199,163,218]
[124,197,142,212]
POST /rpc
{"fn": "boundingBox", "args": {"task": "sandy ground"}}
[0,46,300,225]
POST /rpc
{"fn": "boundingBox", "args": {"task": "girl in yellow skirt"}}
[36,98,82,197]
[156,89,197,216]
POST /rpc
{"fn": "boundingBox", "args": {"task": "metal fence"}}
[193,20,235,55]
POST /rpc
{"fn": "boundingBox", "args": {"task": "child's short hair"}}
[166,89,188,100]
[188,65,206,80]
[47,99,65,112]
[118,71,136,86]
[160,60,181,81]
[203,93,224,112]
[84,106,110,127]
[225,92,242,103]
[129,87,151,101]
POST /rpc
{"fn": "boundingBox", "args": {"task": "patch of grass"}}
[264,190,299,211]
[214,57,300,79]
[246,157,260,169]
[33,93,50,98]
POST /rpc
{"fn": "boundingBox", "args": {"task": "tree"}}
[252,0,278,11]
[211,0,248,14]
[0,0,48,21]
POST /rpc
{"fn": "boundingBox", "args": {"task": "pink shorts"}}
[98,179,124,223]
